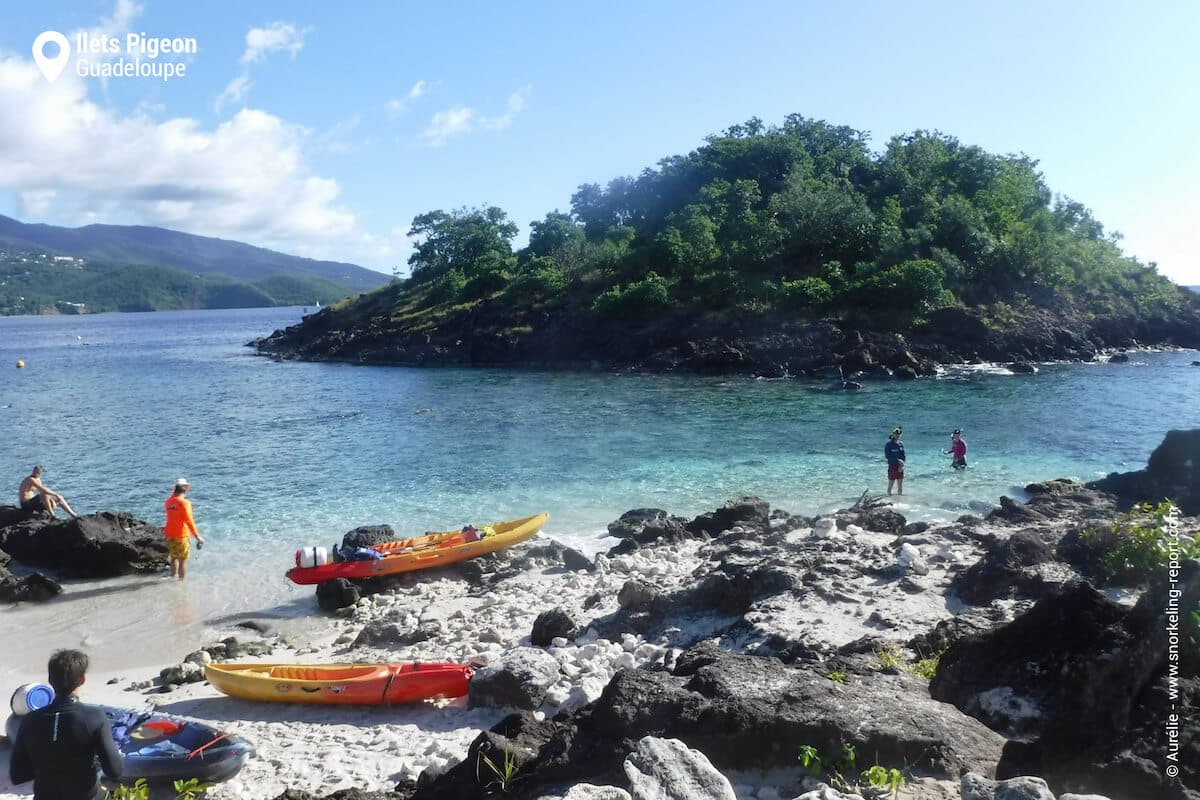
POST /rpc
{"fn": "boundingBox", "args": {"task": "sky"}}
[0,1,1197,283]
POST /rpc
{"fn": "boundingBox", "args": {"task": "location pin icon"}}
[32,31,71,83]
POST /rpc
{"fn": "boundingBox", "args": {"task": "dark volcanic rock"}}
[316,578,360,611]
[987,496,1045,525]
[0,511,165,577]
[410,713,553,800]
[340,524,396,549]
[950,531,1054,605]
[468,648,561,711]
[844,507,907,534]
[0,572,62,603]
[502,648,1003,795]
[931,564,1200,799]
[685,497,771,537]
[352,619,438,648]
[1089,428,1200,515]
[531,608,578,646]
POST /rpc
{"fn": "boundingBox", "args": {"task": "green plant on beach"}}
[861,763,907,799]
[874,644,903,671]
[476,746,523,794]
[826,671,846,684]
[1084,501,1198,582]
[173,777,215,799]
[910,647,946,680]
[799,744,907,798]
[106,780,149,800]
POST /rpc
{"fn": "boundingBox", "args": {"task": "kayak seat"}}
[270,666,326,680]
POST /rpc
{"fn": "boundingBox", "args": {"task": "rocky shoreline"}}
[250,303,1200,379]
[1,433,1197,800]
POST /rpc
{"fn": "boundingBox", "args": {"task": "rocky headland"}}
[252,303,1200,379]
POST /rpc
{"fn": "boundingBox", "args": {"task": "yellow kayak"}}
[205,662,472,705]
[286,513,548,584]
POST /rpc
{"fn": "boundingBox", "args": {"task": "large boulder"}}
[608,509,692,547]
[316,578,360,611]
[0,511,165,577]
[0,572,62,603]
[686,497,771,537]
[950,531,1055,605]
[932,564,1200,799]
[468,647,562,710]
[1089,429,1200,515]
[531,608,578,646]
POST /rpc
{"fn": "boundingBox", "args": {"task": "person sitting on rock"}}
[18,465,80,519]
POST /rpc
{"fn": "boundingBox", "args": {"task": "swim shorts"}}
[952,458,967,469]
[167,537,190,560]
[888,463,904,480]
[20,495,43,512]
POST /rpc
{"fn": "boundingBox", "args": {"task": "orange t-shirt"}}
[164,494,199,539]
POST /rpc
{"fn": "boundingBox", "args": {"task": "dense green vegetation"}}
[380,115,1189,331]
[0,251,351,315]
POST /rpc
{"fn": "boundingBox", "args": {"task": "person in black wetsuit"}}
[9,649,123,799]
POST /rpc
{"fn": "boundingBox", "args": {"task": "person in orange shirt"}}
[164,478,204,579]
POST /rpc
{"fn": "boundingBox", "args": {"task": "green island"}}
[255,115,1200,373]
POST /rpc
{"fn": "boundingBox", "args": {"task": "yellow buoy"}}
[16,360,24,368]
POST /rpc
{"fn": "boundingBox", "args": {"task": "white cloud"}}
[481,84,532,131]
[387,80,430,116]
[0,48,402,267]
[421,86,532,146]
[214,74,252,113]
[421,106,474,147]
[241,21,309,64]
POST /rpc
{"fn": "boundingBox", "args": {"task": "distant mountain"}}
[0,215,388,293]
[1188,285,1200,294]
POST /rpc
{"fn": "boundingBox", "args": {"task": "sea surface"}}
[0,307,1197,677]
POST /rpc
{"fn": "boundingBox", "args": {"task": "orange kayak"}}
[286,513,548,585]
[205,662,471,705]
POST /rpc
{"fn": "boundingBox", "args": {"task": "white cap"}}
[174,478,190,488]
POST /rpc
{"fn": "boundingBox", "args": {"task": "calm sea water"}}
[0,307,1197,673]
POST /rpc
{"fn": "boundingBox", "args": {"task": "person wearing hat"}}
[885,427,906,495]
[944,429,968,469]
[9,649,123,798]
[164,478,204,579]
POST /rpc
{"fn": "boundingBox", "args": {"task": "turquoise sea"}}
[0,307,1197,673]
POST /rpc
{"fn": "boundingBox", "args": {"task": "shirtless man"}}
[18,466,79,519]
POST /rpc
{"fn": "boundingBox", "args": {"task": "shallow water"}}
[0,307,1197,676]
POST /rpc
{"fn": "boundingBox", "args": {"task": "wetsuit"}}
[9,696,123,799]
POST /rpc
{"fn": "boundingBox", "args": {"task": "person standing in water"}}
[885,427,905,495]
[945,429,968,469]
[164,478,204,579]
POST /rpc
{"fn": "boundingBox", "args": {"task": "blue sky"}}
[1,0,1197,283]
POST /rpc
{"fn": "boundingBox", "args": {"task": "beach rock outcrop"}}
[607,509,693,549]
[950,531,1056,605]
[932,564,1200,798]
[1089,428,1200,515]
[0,571,62,603]
[960,773,1056,800]
[0,511,165,578]
[532,608,578,646]
[622,736,735,800]
[317,578,361,611]
[685,497,770,537]
[469,647,562,710]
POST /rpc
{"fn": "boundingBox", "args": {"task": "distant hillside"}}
[1188,285,1200,294]
[0,216,388,293]
[0,250,352,315]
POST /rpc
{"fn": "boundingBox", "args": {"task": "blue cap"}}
[11,683,56,715]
